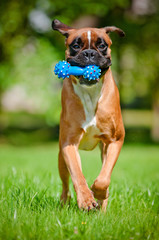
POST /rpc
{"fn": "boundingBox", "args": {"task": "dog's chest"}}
[73,81,103,150]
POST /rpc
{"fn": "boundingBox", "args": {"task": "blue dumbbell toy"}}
[54,61,101,81]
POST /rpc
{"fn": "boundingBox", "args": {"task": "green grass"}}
[0,143,159,240]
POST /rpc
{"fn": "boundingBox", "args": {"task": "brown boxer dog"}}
[52,19,125,211]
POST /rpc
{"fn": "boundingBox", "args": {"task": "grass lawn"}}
[0,143,159,240]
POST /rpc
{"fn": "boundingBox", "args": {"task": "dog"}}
[52,19,125,211]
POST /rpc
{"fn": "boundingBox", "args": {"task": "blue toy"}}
[54,61,101,81]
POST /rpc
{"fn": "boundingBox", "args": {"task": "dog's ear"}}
[52,19,73,38]
[104,26,125,37]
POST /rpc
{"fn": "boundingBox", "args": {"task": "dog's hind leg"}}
[58,150,70,204]
[97,190,109,212]
[97,142,109,212]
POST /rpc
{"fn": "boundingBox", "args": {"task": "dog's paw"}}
[91,178,110,200]
[77,190,98,211]
[60,190,71,204]
[97,198,109,212]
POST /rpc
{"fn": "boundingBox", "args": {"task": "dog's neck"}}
[72,69,112,131]
[73,78,103,132]
[73,77,103,113]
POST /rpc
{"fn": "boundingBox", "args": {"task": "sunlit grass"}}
[0,143,159,240]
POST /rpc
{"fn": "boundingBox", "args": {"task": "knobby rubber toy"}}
[54,61,101,81]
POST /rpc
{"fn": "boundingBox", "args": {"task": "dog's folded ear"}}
[52,19,73,38]
[104,26,125,37]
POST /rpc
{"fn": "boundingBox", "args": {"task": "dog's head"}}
[52,19,125,84]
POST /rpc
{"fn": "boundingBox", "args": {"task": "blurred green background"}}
[0,0,159,145]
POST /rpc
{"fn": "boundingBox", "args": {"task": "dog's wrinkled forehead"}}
[66,28,112,48]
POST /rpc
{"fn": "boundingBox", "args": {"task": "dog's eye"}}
[98,44,106,49]
[73,44,80,49]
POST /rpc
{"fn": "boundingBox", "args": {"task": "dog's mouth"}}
[68,62,103,86]
[74,66,110,86]
[76,75,99,86]
[67,58,111,86]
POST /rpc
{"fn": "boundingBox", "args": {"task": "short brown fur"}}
[52,20,125,211]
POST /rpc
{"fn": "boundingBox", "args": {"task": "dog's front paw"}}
[91,178,110,200]
[77,189,98,211]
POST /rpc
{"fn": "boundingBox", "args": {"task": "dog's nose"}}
[83,49,96,61]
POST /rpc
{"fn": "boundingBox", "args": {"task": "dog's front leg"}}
[61,144,97,210]
[91,139,124,207]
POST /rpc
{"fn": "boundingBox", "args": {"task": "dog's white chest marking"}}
[73,81,103,150]
[87,31,91,48]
